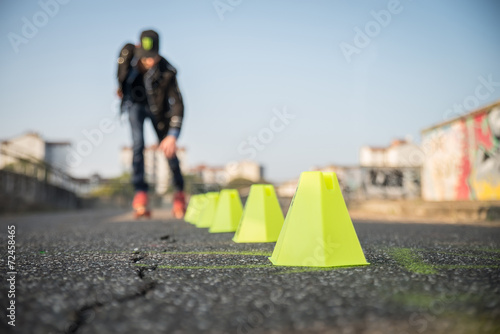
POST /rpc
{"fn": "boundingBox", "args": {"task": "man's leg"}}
[150,118,185,192]
[168,154,186,218]
[152,121,186,218]
[167,154,184,192]
[127,102,148,192]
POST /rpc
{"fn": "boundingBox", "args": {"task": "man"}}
[117,29,186,218]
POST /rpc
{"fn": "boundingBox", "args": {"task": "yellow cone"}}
[196,192,219,228]
[209,189,243,233]
[269,171,369,267]
[184,194,207,224]
[233,184,284,243]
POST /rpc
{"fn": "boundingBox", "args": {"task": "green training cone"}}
[196,192,219,228]
[184,194,207,224]
[269,171,369,267]
[209,189,243,233]
[233,184,284,243]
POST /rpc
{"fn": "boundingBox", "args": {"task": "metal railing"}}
[0,147,77,191]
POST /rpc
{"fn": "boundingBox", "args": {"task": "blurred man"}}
[117,29,186,218]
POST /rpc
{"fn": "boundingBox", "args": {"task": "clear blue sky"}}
[1,0,499,182]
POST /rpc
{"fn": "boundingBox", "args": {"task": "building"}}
[306,158,420,201]
[0,132,108,196]
[0,132,74,192]
[225,160,264,183]
[421,100,500,201]
[276,178,298,197]
[360,139,423,168]
[311,165,364,197]
[189,160,264,186]
[121,145,187,194]
[0,132,71,173]
[189,165,228,185]
[357,139,422,200]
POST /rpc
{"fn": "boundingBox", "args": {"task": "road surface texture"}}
[0,208,499,334]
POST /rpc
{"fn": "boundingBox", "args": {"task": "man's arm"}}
[159,75,184,158]
[166,76,184,138]
[117,43,135,93]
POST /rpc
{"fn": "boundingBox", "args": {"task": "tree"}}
[90,173,134,198]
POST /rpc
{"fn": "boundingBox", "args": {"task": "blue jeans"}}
[122,101,184,193]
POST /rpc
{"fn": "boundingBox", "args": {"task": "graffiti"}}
[369,169,403,187]
[422,104,500,201]
[362,167,420,199]
[471,107,500,199]
[331,167,420,200]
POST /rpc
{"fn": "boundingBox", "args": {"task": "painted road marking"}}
[388,248,438,274]
[389,248,500,274]
[37,248,500,275]
[135,263,272,270]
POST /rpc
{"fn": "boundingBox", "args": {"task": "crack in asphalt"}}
[65,303,103,334]
[131,255,145,263]
[64,253,158,334]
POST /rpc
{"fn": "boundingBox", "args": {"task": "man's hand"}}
[159,135,177,159]
[117,88,123,98]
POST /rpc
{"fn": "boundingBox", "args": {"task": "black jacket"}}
[117,43,184,134]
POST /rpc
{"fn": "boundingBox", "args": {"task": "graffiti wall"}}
[422,104,500,201]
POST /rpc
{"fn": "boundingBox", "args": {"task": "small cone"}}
[196,192,219,228]
[233,185,284,243]
[269,171,369,267]
[209,189,243,233]
[184,194,207,224]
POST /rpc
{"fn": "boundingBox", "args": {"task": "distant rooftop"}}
[362,139,411,151]
[421,100,500,134]
[1,131,71,146]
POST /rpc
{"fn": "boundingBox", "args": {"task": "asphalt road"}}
[0,208,499,334]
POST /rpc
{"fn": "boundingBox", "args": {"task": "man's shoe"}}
[173,191,186,219]
[132,191,150,218]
